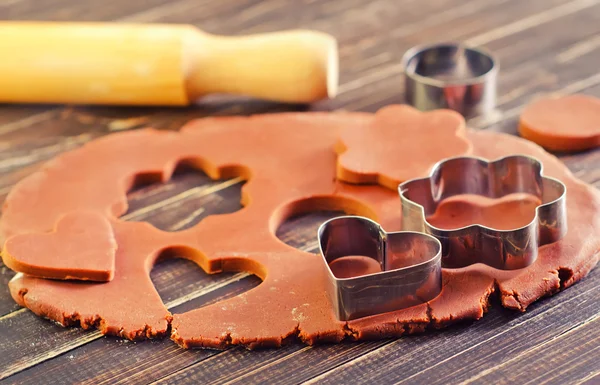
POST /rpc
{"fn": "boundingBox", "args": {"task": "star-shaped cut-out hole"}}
[335,104,472,190]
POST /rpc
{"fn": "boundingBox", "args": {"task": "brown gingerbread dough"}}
[519,94,600,152]
[3,212,116,281]
[426,194,541,230]
[2,107,599,349]
[336,105,471,189]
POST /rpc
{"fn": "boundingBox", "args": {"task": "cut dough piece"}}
[2,211,116,281]
[336,105,472,190]
[519,94,600,152]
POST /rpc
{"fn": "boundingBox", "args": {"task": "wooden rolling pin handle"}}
[0,22,338,106]
[185,29,339,103]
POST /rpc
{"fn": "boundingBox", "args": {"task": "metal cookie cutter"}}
[318,216,442,321]
[399,155,567,270]
[402,43,498,117]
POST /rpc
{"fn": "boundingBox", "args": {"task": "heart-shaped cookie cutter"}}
[318,216,442,321]
[399,155,567,270]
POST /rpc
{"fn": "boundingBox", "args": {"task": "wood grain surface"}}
[1,0,599,384]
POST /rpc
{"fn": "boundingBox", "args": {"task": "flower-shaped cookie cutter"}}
[399,155,567,270]
[318,216,442,321]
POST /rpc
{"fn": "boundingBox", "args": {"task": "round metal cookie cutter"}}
[402,43,498,117]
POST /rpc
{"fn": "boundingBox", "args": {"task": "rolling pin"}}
[0,22,338,106]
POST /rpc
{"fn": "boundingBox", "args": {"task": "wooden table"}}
[1,1,599,384]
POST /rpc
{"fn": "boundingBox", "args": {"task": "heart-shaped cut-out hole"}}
[318,216,442,321]
[2,211,116,281]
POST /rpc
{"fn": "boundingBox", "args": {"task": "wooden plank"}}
[2,0,169,21]
[343,3,600,113]
[329,0,597,109]
[474,54,600,133]
[276,211,344,249]
[0,132,101,175]
[370,284,600,384]
[3,0,254,25]
[3,276,261,385]
[485,11,600,109]
[0,268,252,382]
[461,316,600,385]
[153,341,389,385]
[0,102,302,177]
[560,135,600,190]
[0,107,58,128]
[299,269,599,385]
[0,270,257,382]
[122,166,246,230]
[0,265,17,317]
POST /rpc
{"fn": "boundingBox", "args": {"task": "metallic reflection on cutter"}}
[402,43,498,117]
[399,155,567,270]
[318,216,442,321]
